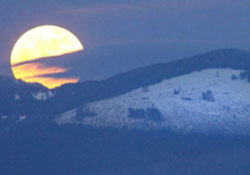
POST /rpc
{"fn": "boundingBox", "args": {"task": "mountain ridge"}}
[1,48,250,118]
[52,48,250,114]
[56,68,250,134]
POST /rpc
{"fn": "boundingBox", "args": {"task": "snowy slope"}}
[56,68,250,134]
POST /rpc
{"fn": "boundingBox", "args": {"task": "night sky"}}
[1,0,250,81]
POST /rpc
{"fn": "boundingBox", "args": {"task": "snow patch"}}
[33,91,55,101]
[48,91,55,97]
[1,116,8,120]
[17,115,26,122]
[14,94,20,100]
[56,69,250,135]
[56,109,77,125]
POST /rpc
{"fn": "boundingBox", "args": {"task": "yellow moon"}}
[11,25,84,89]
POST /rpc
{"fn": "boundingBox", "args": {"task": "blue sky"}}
[1,0,250,80]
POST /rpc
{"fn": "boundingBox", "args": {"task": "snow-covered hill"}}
[56,68,250,134]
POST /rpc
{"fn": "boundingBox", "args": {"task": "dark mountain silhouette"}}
[1,48,250,117]
[0,76,47,115]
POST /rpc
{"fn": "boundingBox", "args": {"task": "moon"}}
[11,25,84,89]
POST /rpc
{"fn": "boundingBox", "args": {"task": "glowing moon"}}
[11,25,84,89]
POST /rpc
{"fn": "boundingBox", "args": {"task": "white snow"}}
[56,68,250,134]
[32,91,54,101]
[14,94,20,100]
[1,116,8,120]
[56,109,77,125]
[48,91,55,97]
[17,115,26,122]
[33,91,48,101]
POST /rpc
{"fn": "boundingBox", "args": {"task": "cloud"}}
[57,3,145,16]
[12,63,67,79]
[12,62,79,89]
[57,0,248,16]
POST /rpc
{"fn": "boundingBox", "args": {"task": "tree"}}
[202,90,215,102]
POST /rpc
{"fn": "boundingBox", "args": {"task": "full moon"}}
[11,25,84,89]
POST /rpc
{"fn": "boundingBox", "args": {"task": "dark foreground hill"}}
[1,123,250,175]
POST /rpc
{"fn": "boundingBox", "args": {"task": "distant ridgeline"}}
[53,48,250,113]
[1,48,250,117]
